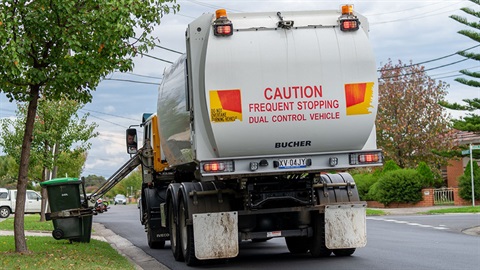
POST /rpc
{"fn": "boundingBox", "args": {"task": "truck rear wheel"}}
[333,248,356,256]
[0,206,10,218]
[179,198,199,266]
[285,236,309,254]
[168,199,183,261]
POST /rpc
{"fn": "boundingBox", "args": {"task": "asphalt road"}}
[94,204,480,270]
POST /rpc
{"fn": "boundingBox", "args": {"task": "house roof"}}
[454,130,480,145]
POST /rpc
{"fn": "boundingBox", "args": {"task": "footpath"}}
[1,206,479,270]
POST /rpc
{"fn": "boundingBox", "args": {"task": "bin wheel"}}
[52,228,64,240]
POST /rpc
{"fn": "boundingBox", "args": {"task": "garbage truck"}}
[100,5,382,266]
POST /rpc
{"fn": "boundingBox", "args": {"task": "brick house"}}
[444,131,480,187]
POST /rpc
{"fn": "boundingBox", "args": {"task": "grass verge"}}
[0,236,135,269]
[366,208,386,216]
[426,206,480,214]
[0,215,134,269]
[0,215,54,231]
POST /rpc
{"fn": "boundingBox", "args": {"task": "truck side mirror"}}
[126,128,138,154]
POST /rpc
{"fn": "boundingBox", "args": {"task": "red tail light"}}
[340,19,360,31]
[349,152,383,165]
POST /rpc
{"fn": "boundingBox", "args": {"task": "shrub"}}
[382,160,401,173]
[370,169,423,206]
[352,173,378,201]
[458,161,480,201]
[416,162,442,188]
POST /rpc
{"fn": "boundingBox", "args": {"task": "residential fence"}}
[433,188,454,205]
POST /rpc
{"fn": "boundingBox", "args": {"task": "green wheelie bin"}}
[40,177,93,243]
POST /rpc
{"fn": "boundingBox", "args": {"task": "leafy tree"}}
[440,0,480,131]
[0,99,97,221]
[457,160,480,201]
[377,60,454,171]
[107,169,142,200]
[83,174,107,193]
[370,169,423,206]
[416,161,443,188]
[0,0,178,253]
[0,155,17,188]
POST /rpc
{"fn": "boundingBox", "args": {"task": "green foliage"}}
[0,155,17,188]
[352,173,378,201]
[83,174,107,193]
[0,215,53,231]
[106,169,142,199]
[0,0,180,103]
[427,206,480,214]
[416,162,443,188]
[441,1,480,132]
[370,169,424,206]
[377,59,454,170]
[382,160,401,173]
[0,99,97,181]
[458,161,480,201]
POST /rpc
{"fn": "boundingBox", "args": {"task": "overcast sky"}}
[1,0,479,178]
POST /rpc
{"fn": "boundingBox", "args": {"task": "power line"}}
[365,2,450,16]
[185,0,243,13]
[370,2,472,25]
[140,53,174,64]
[378,44,480,72]
[86,113,129,129]
[153,44,184,55]
[381,58,469,79]
[81,109,138,122]
[123,72,162,80]
[103,78,161,86]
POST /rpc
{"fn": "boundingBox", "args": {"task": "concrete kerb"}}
[92,223,170,270]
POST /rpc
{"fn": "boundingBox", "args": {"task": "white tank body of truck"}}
[157,8,380,176]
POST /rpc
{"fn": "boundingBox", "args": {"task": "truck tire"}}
[147,223,165,249]
[179,198,199,266]
[333,248,356,256]
[310,213,331,257]
[285,237,309,254]
[168,198,184,261]
[0,206,10,218]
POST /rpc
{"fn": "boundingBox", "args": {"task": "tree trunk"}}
[14,85,40,253]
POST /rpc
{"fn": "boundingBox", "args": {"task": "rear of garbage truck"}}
[153,5,382,266]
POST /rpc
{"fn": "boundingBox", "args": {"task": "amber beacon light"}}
[213,9,233,36]
[339,4,360,31]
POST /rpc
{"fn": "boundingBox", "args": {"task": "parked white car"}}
[0,188,42,218]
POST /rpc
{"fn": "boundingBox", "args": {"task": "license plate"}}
[278,158,307,169]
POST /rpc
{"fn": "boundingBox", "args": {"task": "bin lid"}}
[40,177,81,187]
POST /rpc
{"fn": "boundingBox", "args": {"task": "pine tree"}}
[440,0,480,132]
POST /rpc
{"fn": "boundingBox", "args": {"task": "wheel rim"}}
[0,208,8,217]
